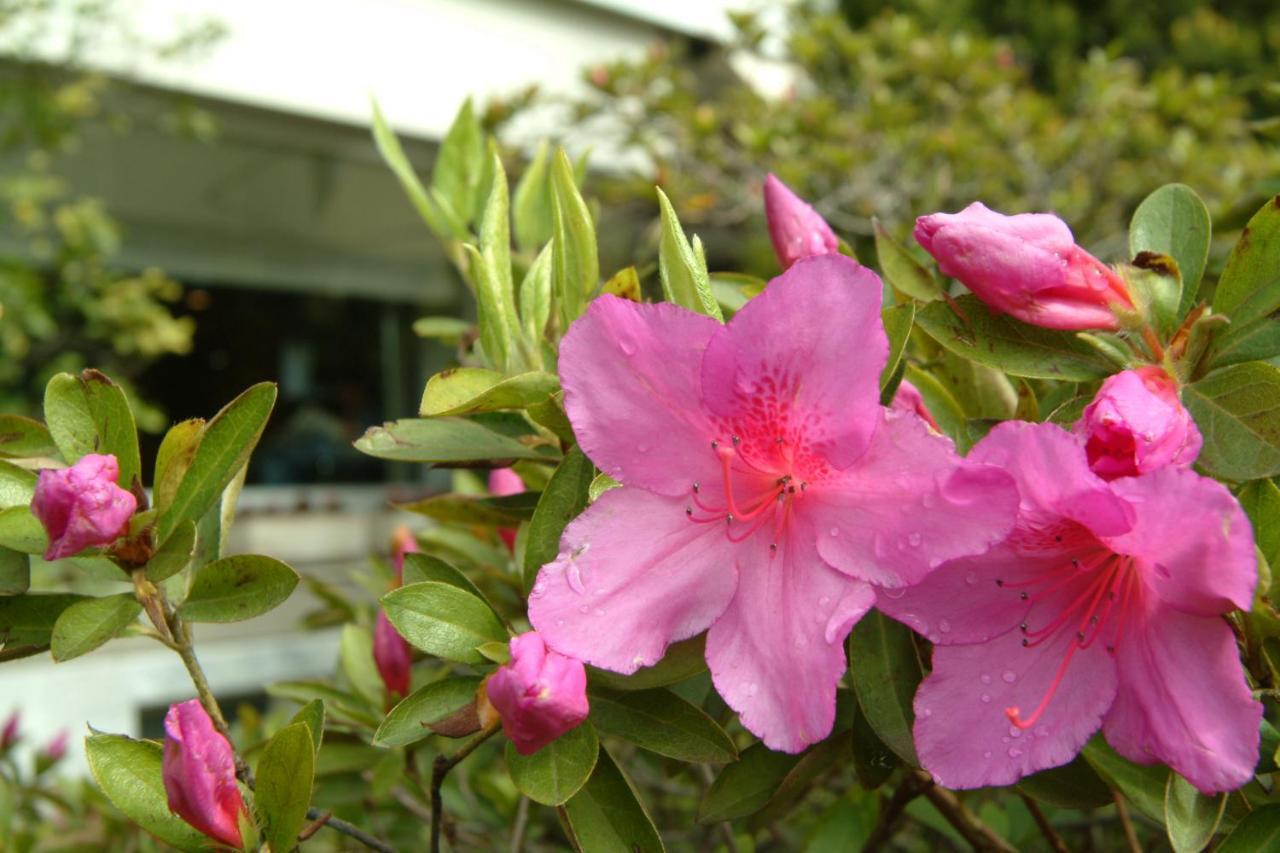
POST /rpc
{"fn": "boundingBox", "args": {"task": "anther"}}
[799,482,807,491]
[1019,622,1028,632]
[710,440,719,449]
[685,507,693,516]
[692,482,700,492]
[775,437,785,445]
[1076,631,1086,641]
[731,435,741,446]
[769,543,778,552]
[1021,638,1029,647]
[726,514,734,524]
[1019,591,1029,600]
[1054,535,1063,542]
[995,579,1005,587]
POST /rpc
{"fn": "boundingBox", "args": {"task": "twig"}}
[432,726,501,853]
[297,810,331,841]
[1019,793,1069,853]
[915,771,1017,852]
[509,795,529,853]
[391,786,435,823]
[303,808,395,853]
[862,771,930,851]
[1114,792,1142,853]
[698,765,739,853]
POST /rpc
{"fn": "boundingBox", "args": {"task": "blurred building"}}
[0,0,744,770]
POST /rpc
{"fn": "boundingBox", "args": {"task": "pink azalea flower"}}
[891,379,941,433]
[42,729,69,762]
[528,255,1019,752]
[1076,367,1202,480]
[31,453,136,561]
[878,421,1260,793]
[914,203,1133,331]
[485,631,589,755]
[377,528,418,698]
[763,174,840,270]
[163,699,249,849]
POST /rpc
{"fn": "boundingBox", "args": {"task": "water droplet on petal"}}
[829,527,840,537]
[873,533,889,558]
[965,572,978,586]
[983,750,992,759]
[619,337,637,356]
[881,586,906,600]
[818,596,831,606]
[908,532,922,547]
[1009,727,1022,739]
[1002,670,1017,684]
[938,619,951,633]
[920,708,932,718]
[1008,747,1023,758]
[578,604,589,614]
[745,682,758,697]
[980,673,992,685]
[981,693,991,703]
[566,563,586,595]
[922,492,937,509]
[530,581,547,598]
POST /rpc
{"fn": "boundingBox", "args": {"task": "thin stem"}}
[915,771,1017,852]
[304,808,395,853]
[1114,792,1142,853]
[1019,793,1069,853]
[432,726,501,853]
[508,796,529,853]
[699,765,739,853]
[862,771,929,851]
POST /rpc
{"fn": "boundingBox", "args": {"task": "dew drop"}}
[980,673,992,685]
[595,608,606,617]
[981,693,991,704]
[922,492,937,509]
[829,527,840,537]
[983,751,992,759]
[578,604,589,614]
[920,708,932,718]
[1008,747,1023,758]
[908,532,922,547]
[745,682,758,697]
[1001,670,1017,684]
[938,619,951,633]
[637,443,650,453]
[873,532,890,558]
[530,581,547,598]
[619,337,637,355]
[818,596,831,606]
[566,563,586,595]
[965,572,979,586]
[1009,727,1022,739]
[881,586,906,600]
[555,619,565,627]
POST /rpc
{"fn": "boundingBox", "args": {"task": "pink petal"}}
[706,514,875,752]
[915,203,1076,255]
[807,409,1018,588]
[1104,601,1261,793]
[914,625,1117,789]
[528,486,737,674]
[699,254,887,470]
[560,295,722,496]
[1105,469,1256,616]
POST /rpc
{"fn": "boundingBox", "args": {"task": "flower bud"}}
[914,203,1132,331]
[374,610,412,699]
[891,379,941,433]
[485,632,589,756]
[489,468,523,550]
[1076,367,1202,480]
[1,711,19,751]
[391,526,418,582]
[763,174,839,270]
[42,729,68,762]
[31,454,136,561]
[162,700,249,850]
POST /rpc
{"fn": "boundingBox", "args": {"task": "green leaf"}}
[1121,257,1183,339]
[656,188,722,320]
[851,701,897,790]
[1184,362,1280,481]
[0,593,88,646]
[1208,314,1280,370]
[43,370,141,488]
[916,295,1114,381]
[1129,183,1210,316]
[412,316,472,342]
[519,243,554,349]
[1239,479,1280,572]
[153,419,205,515]
[371,100,463,240]
[505,721,599,806]
[1165,773,1226,853]
[589,634,706,691]
[1082,737,1168,823]
[0,460,36,509]
[0,548,29,596]
[747,729,856,828]
[431,97,486,225]
[381,581,507,664]
[564,746,665,853]
[697,742,801,823]
[397,491,536,527]
[144,519,195,582]
[50,594,141,661]
[0,506,47,554]
[354,417,546,464]
[339,623,383,707]
[875,218,944,301]
[848,610,921,765]
[903,366,967,446]
[420,368,559,417]
[588,687,736,763]
[289,699,326,753]
[178,554,299,623]
[480,143,513,296]
[880,302,915,390]
[256,722,315,853]
[85,734,209,851]
[514,141,554,252]
[400,552,491,604]
[0,415,57,459]
[156,383,276,544]
[1017,755,1113,809]
[374,676,482,747]
[522,446,594,591]
[1213,195,1280,326]
[550,148,598,331]
[1217,803,1280,852]
[588,472,621,503]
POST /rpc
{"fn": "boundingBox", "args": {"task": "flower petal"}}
[808,409,1018,588]
[699,254,887,470]
[528,486,736,674]
[560,295,722,496]
[706,515,875,753]
[913,626,1117,789]
[1104,601,1261,793]
[1106,468,1256,615]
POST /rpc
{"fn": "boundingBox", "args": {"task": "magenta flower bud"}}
[891,379,941,433]
[162,700,249,850]
[914,203,1133,331]
[485,632,589,756]
[31,453,136,561]
[1,711,19,750]
[374,610,412,699]
[1077,367,1202,480]
[390,526,418,582]
[43,729,68,762]
[489,468,523,551]
[763,174,839,270]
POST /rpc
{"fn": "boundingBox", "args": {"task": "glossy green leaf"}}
[550,148,598,331]
[522,445,593,590]
[588,472,621,503]
[589,634,706,691]
[564,746,665,853]
[156,383,276,544]
[339,623,383,707]
[903,366,967,445]
[1213,195,1280,326]
[480,143,513,294]
[370,100,463,240]
[43,370,140,488]
[748,729,856,828]
[505,721,599,806]
[85,734,208,851]
[431,97,486,225]
[875,218,944,301]
[420,368,559,417]
[412,316,472,341]
[152,419,205,515]
[354,417,546,464]
[656,188,721,320]
[464,245,517,373]
[1217,803,1280,852]
[400,553,491,604]
[256,722,315,853]
[880,302,915,390]
[50,594,140,661]
[381,581,506,664]
[1121,258,1183,339]
[697,742,802,823]
[0,460,36,509]
[848,610,921,765]
[1081,737,1168,823]
[1017,755,1113,809]
[0,593,87,646]
[178,554,299,623]
[0,415,57,459]
[397,491,536,527]
[851,701,896,790]
[1239,479,1280,572]
[513,141,553,252]
[0,506,47,554]
[0,548,29,596]
[1165,773,1226,853]
[289,699,326,753]
[916,295,1114,381]
[519,243,554,350]
[1184,362,1280,481]
[374,676,482,747]
[1208,314,1280,370]
[1129,183,1210,315]
[144,519,195,582]
[589,687,736,763]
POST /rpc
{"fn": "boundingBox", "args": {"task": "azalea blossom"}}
[485,631,589,755]
[163,699,249,849]
[1076,367,1201,479]
[878,421,1260,793]
[914,203,1133,331]
[891,379,941,433]
[529,254,1018,751]
[31,453,136,561]
[763,174,840,269]
[375,528,418,699]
